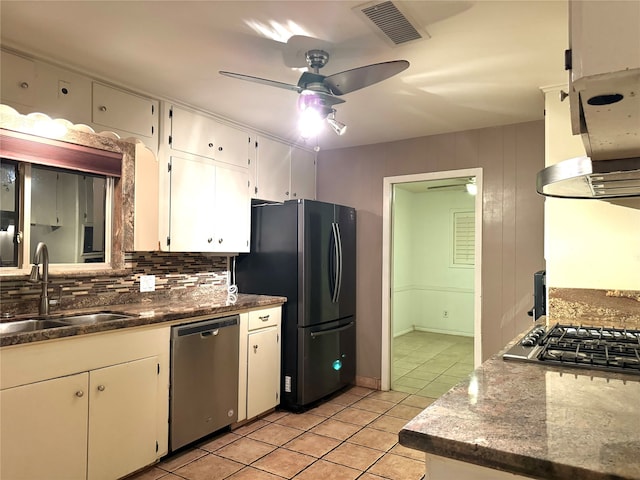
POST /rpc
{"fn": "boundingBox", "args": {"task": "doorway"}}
[381,169,483,393]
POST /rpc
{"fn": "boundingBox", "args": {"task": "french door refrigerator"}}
[236,199,356,411]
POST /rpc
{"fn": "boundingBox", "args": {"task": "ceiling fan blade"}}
[219,71,301,93]
[324,60,410,96]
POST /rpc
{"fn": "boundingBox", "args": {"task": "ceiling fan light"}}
[327,117,347,136]
[298,107,325,139]
[466,182,478,195]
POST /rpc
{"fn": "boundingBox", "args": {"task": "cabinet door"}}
[290,146,316,200]
[255,136,291,202]
[0,50,36,110]
[247,326,280,419]
[214,163,250,252]
[168,155,216,251]
[170,106,249,168]
[92,82,158,139]
[88,356,159,480]
[0,372,89,480]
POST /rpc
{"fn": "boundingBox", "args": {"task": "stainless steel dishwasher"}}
[170,315,239,451]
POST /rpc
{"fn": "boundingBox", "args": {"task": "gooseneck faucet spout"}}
[29,242,50,316]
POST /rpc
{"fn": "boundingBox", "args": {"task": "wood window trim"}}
[0,128,122,177]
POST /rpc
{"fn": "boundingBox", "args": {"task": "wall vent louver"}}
[356,1,425,46]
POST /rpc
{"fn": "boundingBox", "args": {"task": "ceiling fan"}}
[219,47,409,137]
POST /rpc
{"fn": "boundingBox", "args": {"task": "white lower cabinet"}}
[247,325,280,419]
[0,373,89,480]
[237,306,282,422]
[88,356,159,480]
[0,327,169,480]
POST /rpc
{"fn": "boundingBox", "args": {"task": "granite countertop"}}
[399,324,640,480]
[0,293,286,347]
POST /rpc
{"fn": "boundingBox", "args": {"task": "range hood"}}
[537,156,640,199]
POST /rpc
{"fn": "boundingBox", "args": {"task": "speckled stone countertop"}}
[399,322,640,480]
[0,293,286,347]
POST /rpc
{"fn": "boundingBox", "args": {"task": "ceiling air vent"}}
[355,1,427,47]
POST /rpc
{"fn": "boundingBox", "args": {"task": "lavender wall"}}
[316,121,545,381]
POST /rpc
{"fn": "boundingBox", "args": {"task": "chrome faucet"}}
[29,242,50,316]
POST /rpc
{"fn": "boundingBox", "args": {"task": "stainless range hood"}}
[536,156,640,199]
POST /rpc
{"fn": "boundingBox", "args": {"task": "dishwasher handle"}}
[171,315,239,338]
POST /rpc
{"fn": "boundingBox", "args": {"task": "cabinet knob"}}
[208,143,214,148]
[285,191,289,196]
[75,390,84,397]
[293,192,297,197]
[97,385,106,392]
[20,82,29,89]
[218,146,223,152]
[218,238,223,244]
[99,105,107,112]
[207,237,213,243]
[253,345,258,353]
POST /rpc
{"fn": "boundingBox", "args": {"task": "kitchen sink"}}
[0,319,70,335]
[0,312,133,335]
[58,312,132,325]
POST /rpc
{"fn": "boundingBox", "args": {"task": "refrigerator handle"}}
[335,222,343,302]
[310,321,354,338]
[331,222,340,303]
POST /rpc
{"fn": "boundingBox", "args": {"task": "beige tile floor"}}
[128,331,471,480]
[392,331,474,398]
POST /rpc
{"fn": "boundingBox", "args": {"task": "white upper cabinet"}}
[569,0,640,82]
[169,106,249,169]
[34,61,91,125]
[166,154,250,253]
[290,146,316,200]
[92,83,158,143]
[253,135,291,202]
[0,50,36,110]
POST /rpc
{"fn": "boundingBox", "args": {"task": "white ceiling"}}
[0,1,568,151]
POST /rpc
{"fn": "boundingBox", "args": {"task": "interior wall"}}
[316,120,545,381]
[393,187,475,337]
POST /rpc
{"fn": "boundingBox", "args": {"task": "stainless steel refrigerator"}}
[236,199,356,411]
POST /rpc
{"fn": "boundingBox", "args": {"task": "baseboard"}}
[355,375,381,390]
[414,326,473,337]
[393,327,414,338]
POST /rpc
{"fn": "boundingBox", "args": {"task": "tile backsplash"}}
[1,252,230,316]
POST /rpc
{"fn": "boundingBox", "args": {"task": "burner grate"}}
[537,324,640,374]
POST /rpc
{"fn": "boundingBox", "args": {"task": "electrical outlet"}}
[140,274,155,292]
[443,310,449,318]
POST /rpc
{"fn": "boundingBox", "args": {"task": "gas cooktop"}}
[503,323,640,376]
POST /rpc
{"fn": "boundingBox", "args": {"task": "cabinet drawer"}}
[248,306,281,331]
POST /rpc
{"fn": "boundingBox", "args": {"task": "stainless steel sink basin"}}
[0,319,69,335]
[58,312,132,325]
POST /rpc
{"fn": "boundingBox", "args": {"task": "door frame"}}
[381,168,483,391]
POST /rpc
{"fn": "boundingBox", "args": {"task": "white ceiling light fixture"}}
[327,112,347,136]
[466,178,477,195]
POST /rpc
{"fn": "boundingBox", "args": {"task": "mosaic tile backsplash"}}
[0,252,230,316]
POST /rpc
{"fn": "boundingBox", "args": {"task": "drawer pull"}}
[97,385,105,392]
[75,390,84,398]
[259,315,270,322]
